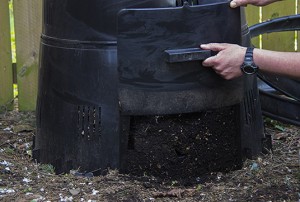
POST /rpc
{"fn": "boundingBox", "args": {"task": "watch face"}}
[242,47,259,75]
[242,64,257,75]
[243,65,255,74]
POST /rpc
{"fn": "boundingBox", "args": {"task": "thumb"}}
[230,0,247,8]
[200,43,228,52]
[230,0,238,8]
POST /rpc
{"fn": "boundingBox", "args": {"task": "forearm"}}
[254,49,300,78]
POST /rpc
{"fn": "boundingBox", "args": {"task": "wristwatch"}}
[240,47,259,75]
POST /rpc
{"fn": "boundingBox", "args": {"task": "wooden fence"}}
[0,0,299,111]
[0,0,42,111]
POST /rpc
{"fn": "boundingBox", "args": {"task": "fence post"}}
[0,0,13,112]
[262,0,297,51]
[13,0,42,111]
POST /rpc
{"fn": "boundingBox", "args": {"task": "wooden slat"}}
[13,0,42,111]
[297,0,299,51]
[0,0,13,111]
[245,5,260,27]
[245,5,260,48]
[262,0,296,51]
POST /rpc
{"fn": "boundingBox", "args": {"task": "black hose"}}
[249,14,300,38]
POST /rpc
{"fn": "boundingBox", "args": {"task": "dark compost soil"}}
[127,107,241,182]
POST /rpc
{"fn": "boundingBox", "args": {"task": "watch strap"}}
[241,47,259,75]
[244,47,254,63]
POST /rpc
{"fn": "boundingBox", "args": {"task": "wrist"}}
[240,47,259,75]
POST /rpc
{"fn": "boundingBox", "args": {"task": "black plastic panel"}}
[43,0,176,41]
[118,3,243,115]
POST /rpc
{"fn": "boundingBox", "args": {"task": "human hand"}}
[230,0,280,8]
[200,43,246,80]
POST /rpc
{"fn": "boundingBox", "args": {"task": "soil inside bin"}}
[126,105,242,182]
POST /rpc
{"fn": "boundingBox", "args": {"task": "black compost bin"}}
[34,0,267,178]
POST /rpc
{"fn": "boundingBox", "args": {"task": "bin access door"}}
[118,2,243,115]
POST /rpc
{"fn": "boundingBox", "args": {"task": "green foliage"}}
[263,117,286,132]
[23,186,32,193]
[13,84,18,97]
[4,147,15,155]
[9,0,16,63]
[39,164,55,174]
[196,184,202,191]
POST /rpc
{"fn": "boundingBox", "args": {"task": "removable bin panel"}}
[118,3,243,115]
[34,41,121,174]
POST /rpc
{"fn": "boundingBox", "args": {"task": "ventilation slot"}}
[77,105,101,140]
[243,90,256,125]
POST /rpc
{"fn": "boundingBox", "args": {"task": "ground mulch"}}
[0,110,299,201]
